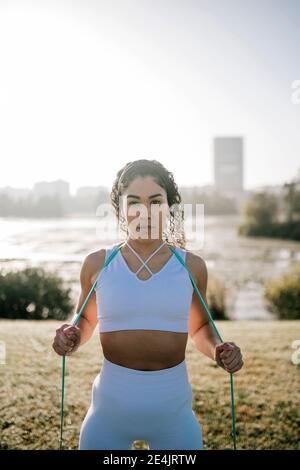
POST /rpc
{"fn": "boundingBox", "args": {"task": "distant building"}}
[76,186,108,200]
[0,186,31,201]
[213,137,244,195]
[32,179,70,200]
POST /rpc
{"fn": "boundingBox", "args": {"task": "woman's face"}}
[120,176,169,241]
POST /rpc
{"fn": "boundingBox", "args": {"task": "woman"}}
[52,159,244,450]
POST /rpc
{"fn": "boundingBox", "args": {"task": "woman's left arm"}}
[188,254,244,374]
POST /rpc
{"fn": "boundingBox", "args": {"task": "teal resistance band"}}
[59,242,237,450]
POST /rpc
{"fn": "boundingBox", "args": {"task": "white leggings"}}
[79,357,203,450]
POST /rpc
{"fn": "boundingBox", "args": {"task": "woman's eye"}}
[128,200,161,206]
[128,201,142,206]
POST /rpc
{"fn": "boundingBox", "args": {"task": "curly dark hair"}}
[110,159,186,248]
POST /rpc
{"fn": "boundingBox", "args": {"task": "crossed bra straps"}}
[94,239,194,333]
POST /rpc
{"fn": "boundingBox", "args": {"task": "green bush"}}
[238,220,300,241]
[0,267,74,320]
[207,276,229,320]
[264,265,300,319]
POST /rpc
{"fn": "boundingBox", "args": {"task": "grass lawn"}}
[0,319,299,450]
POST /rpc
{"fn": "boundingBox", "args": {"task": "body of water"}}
[1,214,299,320]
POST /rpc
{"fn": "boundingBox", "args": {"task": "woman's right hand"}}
[52,323,81,356]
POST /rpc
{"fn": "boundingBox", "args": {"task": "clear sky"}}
[0,0,299,195]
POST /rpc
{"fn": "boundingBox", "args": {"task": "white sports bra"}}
[94,240,194,333]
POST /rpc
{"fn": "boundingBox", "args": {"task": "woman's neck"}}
[125,237,166,257]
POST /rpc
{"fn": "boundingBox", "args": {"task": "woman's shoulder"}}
[181,248,208,285]
[84,247,106,266]
[82,247,109,286]
[84,242,125,285]
[85,241,123,263]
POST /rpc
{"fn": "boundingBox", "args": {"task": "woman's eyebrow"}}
[127,193,163,199]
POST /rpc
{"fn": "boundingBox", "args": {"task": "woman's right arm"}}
[52,250,106,356]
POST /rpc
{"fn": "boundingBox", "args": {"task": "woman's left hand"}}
[214,342,244,374]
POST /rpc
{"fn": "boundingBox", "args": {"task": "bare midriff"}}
[99,330,188,371]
